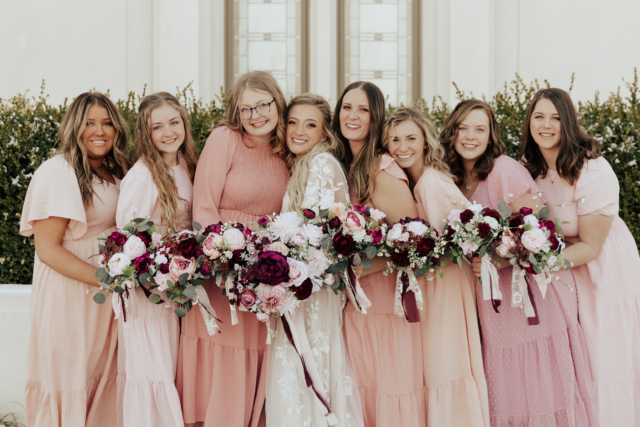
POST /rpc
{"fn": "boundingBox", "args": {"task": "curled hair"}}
[440,99,505,186]
[382,108,451,190]
[58,92,130,207]
[220,71,286,154]
[519,88,600,185]
[132,92,198,233]
[281,93,342,213]
[332,81,386,204]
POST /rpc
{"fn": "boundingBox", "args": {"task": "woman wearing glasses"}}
[177,71,290,427]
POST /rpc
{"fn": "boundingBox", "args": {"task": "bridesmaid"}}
[266,93,364,426]
[520,88,640,426]
[448,99,597,426]
[115,92,197,427]
[177,71,290,427]
[384,108,490,426]
[334,82,427,427]
[19,92,129,426]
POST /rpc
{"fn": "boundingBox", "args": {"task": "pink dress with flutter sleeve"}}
[20,155,119,427]
[537,157,640,426]
[414,168,490,426]
[115,158,193,427]
[471,155,597,426]
[343,154,427,427]
[177,126,290,427]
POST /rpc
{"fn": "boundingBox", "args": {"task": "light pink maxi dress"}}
[20,155,119,427]
[536,157,640,426]
[413,167,490,427]
[343,154,427,427]
[115,158,193,427]
[177,126,289,427]
[471,155,598,427]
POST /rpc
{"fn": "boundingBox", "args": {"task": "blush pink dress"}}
[413,168,490,427]
[471,155,597,427]
[115,158,193,427]
[343,154,427,427]
[177,126,290,427]
[536,157,640,426]
[20,155,119,427]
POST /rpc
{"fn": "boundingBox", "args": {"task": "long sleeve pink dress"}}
[413,168,490,426]
[471,155,597,426]
[536,157,640,426]
[343,154,427,427]
[177,126,290,427]
[115,158,193,427]
[20,155,119,427]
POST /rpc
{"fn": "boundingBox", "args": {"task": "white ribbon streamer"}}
[111,284,139,325]
[226,276,239,325]
[532,271,551,299]
[511,265,536,318]
[194,285,220,336]
[265,316,272,345]
[480,254,502,302]
[393,268,424,318]
[342,269,371,315]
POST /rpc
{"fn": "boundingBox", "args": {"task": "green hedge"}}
[2,73,639,284]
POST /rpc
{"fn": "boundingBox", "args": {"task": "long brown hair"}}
[332,81,386,204]
[58,92,130,207]
[440,99,505,186]
[520,88,601,185]
[219,71,287,154]
[133,92,198,232]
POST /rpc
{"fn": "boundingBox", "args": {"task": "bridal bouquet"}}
[317,202,388,314]
[384,217,446,322]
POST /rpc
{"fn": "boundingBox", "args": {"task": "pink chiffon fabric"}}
[414,168,490,426]
[343,154,427,427]
[176,126,290,427]
[471,155,598,426]
[537,157,640,426]
[20,155,119,427]
[115,158,193,427]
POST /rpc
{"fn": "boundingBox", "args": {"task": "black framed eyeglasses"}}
[237,99,276,120]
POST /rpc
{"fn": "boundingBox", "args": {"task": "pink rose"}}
[291,233,306,247]
[223,228,246,251]
[369,208,385,221]
[267,242,289,256]
[154,272,176,292]
[286,258,309,287]
[342,211,366,232]
[203,233,223,258]
[324,274,335,285]
[240,290,257,308]
[447,210,462,228]
[256,312,270,322]
[459,239,479,256]
[151,232,163,245]
[496,231,517,257]
[169,256,196,280]
[122,235,146,258]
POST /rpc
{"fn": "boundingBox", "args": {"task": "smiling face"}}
[454,108,491,167]
[530,97,562,152]
[339,88,371,146]
[388,120,425,173]
[238,88,278,144]
[286,104,326,157]
[150,104,185,166]
[82,104,116,166]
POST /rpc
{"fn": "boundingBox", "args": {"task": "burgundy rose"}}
[137,231,151,247]
[509,214,525,234]
[240,290,257,308]
[432,257,440,265]
[109,231,127,247]
[367,228,383,245]
[460,209,475,224]
[293,278,314,301]
[478,222,491,239]
[328,217,342,229]
[203,222,223,236]
[445,225,456,241]
[228,249,246,268]
[390,250,411,268]
[520,207,533,216]
[333,233,355,256]
[178,237,198,258]
[482,208,501,222]
[353,205,367,214]
[257,216,270,227]
[549,236,560,251]
[133,253,152,275]
[159,263,170,274]
[195,247,204,259]
[416,237,435,257]
[233,222,245,231]
[524,265,536,275]
[252,251,290,286]
[303,209,316,220]
[541,220,556,233]
[199,263,211,276]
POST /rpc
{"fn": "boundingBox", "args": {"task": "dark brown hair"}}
[440,99,505,186]
[332,81,386,204]
[519,88,601,185]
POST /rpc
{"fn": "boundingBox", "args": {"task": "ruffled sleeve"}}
[116,160,159,229]
[302,153,350,209]
[415,169,469,234]
[575,157,619,216]
[20,155,87,239]
[379,153,408,184]
[192,126,238,226]
[486,155,544,207]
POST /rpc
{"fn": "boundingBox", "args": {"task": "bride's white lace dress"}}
[265,152,365,427]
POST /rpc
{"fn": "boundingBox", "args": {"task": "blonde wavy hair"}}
[132,92,198,233]
[281,94,342,214]
[382,108,451,189]
[219,71,287,154]
[58,92,130,207]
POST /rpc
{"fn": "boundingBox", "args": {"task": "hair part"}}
[58,92,130,207]
[519,88,601,185]
[332,81,386,204]
[440,99,505,186]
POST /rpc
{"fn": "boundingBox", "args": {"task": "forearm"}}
[561,241,599,268]
[360,256,388,277]
[38,245,100,287]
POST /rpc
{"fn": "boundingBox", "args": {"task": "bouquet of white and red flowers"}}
[384,217,446,322]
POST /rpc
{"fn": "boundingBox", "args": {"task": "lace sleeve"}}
[302,153,350,210]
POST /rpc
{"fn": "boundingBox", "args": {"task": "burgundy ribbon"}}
[400,273,420,323]
[120,293,127,323]
[525,277,540,326]
[346,259,362,312]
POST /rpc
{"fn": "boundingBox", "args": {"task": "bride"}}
[265,93,364,427]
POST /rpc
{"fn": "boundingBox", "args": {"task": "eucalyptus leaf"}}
[174,307,187,317]
[319,209,329,217]
[192,221,202,231]
[497,200,512,218]
[132,218,145,223]
[192,278,204,286]
[336,260,348,271]
[216,271,223,286]
[464,223,475,232]
[93,293,106,304]
[183,286,196,299]
[148,225,156,234]
[148,284,158,290]
[528,253,538,265]
[321,235,331,250]
[538,206,550,220]
[179,273,189,285]
[352,253,362,265]
[98,244,105,251]
[197,234,206,244]
[365,246,377,259]
[105,275,116,285]
[415,267,427,278]
[325,265,338,275]
[139,273,151,285]
[478,246,487,258]
[148,294,161,304]
[95,268,110,281]
[361,258,372,270]
[138,224,150,232]
[167,280,175,289]
[439,269,445,279]
[114,286,125,293]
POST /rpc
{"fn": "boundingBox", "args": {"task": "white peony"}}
[369,208,385,221]
[122,235,146,258]
[468,203,483,214]
[303,223,323,246]
[307,248,329,277]
[386,223,404,242]
[107,253,132,277]
[270,212,303,244]
[483,216,500,229]
[155,254,168,265]
[523,215,540,229]
[353,230,367,243]
[521,228,549,253]
[406,221,428,236]
[223,228,246,250]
